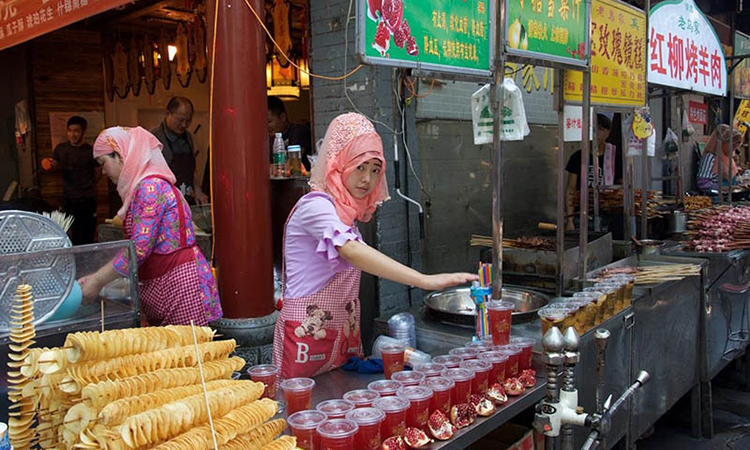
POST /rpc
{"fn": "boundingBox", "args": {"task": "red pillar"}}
[209,0,274,318]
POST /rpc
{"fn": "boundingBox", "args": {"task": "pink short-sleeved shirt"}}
[283,192,363,298]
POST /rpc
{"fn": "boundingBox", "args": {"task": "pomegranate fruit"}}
[427,410,456,440]
[519,369,536,388]
[367,0,383,21]
[403,427,432,448]
[503,378,525,396]
[381,0,403,33]
[382,435,406,450]
[372,20,390,56]
[405,36,419,56]
[487,383,508,404]
[450,403,476,429]
[469,394,497,417]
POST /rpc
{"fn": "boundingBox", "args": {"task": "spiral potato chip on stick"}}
[262,436,297,450]
[218,419,286,450]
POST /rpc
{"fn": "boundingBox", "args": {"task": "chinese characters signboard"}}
[563,105,594,142]
[688,101,707,124]
[647,0,727,97]
[564,0,646,106]
[0,0,132,51]
[734,32,750,99]
[735,99,750,136]
[358,0,494,77]
[504,0,588,65]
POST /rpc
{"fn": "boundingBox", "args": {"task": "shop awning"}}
[0,0,133,51]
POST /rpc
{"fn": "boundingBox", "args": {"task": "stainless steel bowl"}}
[423,285,550,325]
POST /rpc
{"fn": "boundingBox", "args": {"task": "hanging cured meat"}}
[272,0,292,67]
[175,22,192,87]
[158,29,172,90]
[112,42,130,99]
[128,36,142,97]
[103,48,115,102]
[143,34,157,95]
[192,16,207,83]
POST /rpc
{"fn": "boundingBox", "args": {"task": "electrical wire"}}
[394,70,431,202]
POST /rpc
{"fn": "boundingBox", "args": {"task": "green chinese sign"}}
[504,0,588,64]
[358,0,494,77]
[735,32,750,99]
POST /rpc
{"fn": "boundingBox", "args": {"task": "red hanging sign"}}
[688,101,707,124]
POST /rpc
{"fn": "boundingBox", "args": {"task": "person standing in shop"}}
[44,116,100,245]
[267,96,313,171]
[150,96,208,204]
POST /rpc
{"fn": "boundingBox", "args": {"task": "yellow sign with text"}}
[734,99,750,136]
[564,0,647,106]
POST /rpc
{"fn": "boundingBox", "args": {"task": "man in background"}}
[150,96,208,204]
[46,116,100,245]
[267,96,313,171]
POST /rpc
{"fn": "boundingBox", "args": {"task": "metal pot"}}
[633,239,665,255]
[423,285,550,325]
[668,210,687,234]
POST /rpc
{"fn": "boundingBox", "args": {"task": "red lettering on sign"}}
[667,33,684,80]
[684,39,698,83]
[649,28,665,74]
[710,50,722,89]
[599,23,611,60]
[688,101,707,124]
[698,45,709,86]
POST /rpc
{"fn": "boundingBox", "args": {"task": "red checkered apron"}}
[272,203,363,379]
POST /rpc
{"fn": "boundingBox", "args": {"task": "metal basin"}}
[423,285,550,326]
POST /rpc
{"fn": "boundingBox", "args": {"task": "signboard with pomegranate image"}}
[357,0,495,77]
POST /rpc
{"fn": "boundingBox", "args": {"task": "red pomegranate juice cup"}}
[316,419,359,450]
[281,377,316,415]
[343,389,380,408]
[413,362,445,378]
[479,351,509,384]
[372,395,411,439]
[391,370,426,387]
[367,379,403,397]
[448,347,479,361]
[316,399,356,419]
[487,300,515,345]
[288,410,327,450]
[510,337,536,370]
[464,340,491,353]
[460,359,492,395]
[420,376,454,415]
[380,343,406,379]
[397,385,433,432]
[247,364,279,399]
[432,355,462,368]
[494,345,522,377]
[441,367,475,405]
[346,407,386,450]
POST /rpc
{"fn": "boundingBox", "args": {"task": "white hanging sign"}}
[647,0,727,97]
[563,105,594,142]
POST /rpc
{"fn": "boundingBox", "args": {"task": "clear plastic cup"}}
[346,407,386,450]
[509,337,536,371]
[546,303,578,332]
[367,380,403,397]
[538,306,570,338]
[397,385,433,432]
[420,376,454,414]
[494,344,522,377]
[391,370,425,387]
[316,419,359,450]
[464,340,491,353]
[288,410,327,450]
[316,399,356,419]
[479,351,509,384]
[432,355,462,368]
[413,362,445,378]
[247,364,279,399]
[380,343,406,379]
[372,395,411,439]
[486,300,515,345]
[280,377,316,416]
[441,367,475,405]
[343,389,380,408]
[460,359,492,394]
[448,347,479,361]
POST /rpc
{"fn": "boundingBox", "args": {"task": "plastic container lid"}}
[396,385,434,402]
[448,347,479,360]
[380,343,406,354]
[367,380,403,396]
[464,341,491,352]
[275,132,283,138]
[493,344,522,355]
[509,337,536,348]
[432,355,463,367]
[460,359,492,373]
[247,364,279,377]
[345,407,386,426]
[486,300,515,311]
[287,410,328,430]
[372,395,411,413]
[391,370,426,385]
[413,362,445,377]
[343,389,380,406]
[288,145,302,152]
[316,399,356,418]
[420,376,455,392]
[441,367,475,382]
[478,351,509,364]
[316,419,359,439]
[280,377,316,392]
[537,307,570,321]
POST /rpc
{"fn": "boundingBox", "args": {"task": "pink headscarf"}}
[93,126,176,218]
[309,113,389,225]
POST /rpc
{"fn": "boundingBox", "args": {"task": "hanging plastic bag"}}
[471,84,493,145]
[662,128,679,159]
[682,109,695,137]
[500,78,530,141]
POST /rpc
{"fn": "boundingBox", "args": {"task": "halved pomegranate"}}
[450,403,476,428]
[428,410,456,440]
[367,0,383,21]
[382,435,406,450]
[403,427,432,448]
[372,20,390,56]
[469,394,497,416]
[487,383,508,404]
[405,35,419,56]
[519,369,536,388]
[381,0,403,33]
[503,377,525,396]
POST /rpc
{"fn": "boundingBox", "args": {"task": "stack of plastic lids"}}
[387,312,416,348]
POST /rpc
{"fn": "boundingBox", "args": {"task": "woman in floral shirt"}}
[78,126,222,326]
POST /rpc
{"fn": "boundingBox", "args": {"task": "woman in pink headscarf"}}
[273,113,476,379]
[78,126,222,326]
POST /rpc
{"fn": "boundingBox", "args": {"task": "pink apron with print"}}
[272,203,364,379]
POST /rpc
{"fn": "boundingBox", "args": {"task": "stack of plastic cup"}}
[287,410,327,450]
[387,312,417,348]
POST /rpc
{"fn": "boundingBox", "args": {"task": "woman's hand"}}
[419,272,479,291]
[78,274,104,301]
